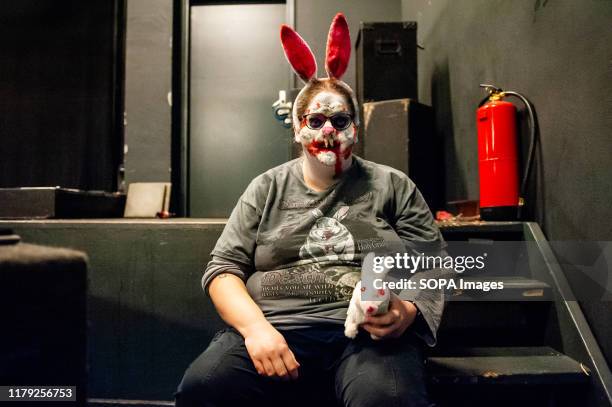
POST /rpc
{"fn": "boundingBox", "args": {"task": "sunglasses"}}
[303,113,353,131]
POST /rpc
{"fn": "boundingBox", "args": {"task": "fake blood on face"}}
[306,140,352,176]
[337,147,352,175]
[306,139,339,158]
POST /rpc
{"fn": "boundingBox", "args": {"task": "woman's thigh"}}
[334,331,430,407]
[175,327,338,407]
[174,328,277,407]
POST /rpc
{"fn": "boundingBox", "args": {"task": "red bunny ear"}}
[325,13,351,79]
[280,25,317,82]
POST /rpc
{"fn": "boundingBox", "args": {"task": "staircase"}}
[425,221,610,407]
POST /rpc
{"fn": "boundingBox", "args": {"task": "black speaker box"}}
[362,98,442,211]
[355,21,418,105]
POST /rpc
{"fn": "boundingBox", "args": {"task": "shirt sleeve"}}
[201,255,252,293]
[389,173,450,347]
[201,179,264,293]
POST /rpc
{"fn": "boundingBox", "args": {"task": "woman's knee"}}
[174,363,217,406]
[174,330,250,406]
[340,379,429,407]
[336,339,430,407]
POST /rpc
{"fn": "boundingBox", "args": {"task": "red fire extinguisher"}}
[477,84,537,221]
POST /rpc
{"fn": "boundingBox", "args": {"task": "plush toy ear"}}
[325,13,351,80]
[310,208,324,219]
[280,24,317,82]
[333,205,349,221]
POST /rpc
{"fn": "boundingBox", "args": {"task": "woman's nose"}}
[322,125,335,136]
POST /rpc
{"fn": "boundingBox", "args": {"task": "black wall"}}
[0,0,125,192]
[402,0,612,364]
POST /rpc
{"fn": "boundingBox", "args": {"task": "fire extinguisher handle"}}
[479,83,503,94]
[478,84,504,107]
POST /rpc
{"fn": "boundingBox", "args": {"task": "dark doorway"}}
[187,2,290,217]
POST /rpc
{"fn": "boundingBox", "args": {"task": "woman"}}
[175,14,444,407]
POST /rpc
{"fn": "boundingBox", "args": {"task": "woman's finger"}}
[252,358,265,375]
[271,355,289,379]
[281,350,300,380]
[363,318,403,338]
[365,308,400,326]
[362,323,390,338]
[262,358,276,377]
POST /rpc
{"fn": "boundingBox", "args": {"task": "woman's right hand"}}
[243,321,300,380]
[208,273,300,380]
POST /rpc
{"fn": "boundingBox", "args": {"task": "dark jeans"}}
[174,325,430,407]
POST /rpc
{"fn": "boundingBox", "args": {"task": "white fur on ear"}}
[333,206,349,221]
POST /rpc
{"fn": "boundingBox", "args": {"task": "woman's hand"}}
[243,320,300,381]
[361,298,418,339]
[208,273,300,380]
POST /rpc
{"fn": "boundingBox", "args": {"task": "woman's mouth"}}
[308,138,340,153]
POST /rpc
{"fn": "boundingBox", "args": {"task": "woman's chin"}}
[316,151,337,166]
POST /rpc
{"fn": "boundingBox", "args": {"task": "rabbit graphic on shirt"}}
[299,206,355,262]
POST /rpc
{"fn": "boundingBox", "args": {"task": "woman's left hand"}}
[361,299,418,339]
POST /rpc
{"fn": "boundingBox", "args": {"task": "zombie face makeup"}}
[280,13,358,176]
[295,90,357,173]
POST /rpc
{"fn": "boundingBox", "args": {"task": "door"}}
[189,3,289,217]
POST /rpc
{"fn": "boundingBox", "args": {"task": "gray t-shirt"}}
[202,155,446,345]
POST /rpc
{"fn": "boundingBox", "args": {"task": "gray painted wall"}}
[124,0,173,185]
[402,0,612,364]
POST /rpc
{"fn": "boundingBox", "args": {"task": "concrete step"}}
[437,277,553,347]
[427,346,590,385]
[449,276,552,301]
[428,347,590,406]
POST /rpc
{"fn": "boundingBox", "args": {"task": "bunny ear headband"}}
[280,12,351,82]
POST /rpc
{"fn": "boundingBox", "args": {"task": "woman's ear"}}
[325,13,351,80]
[280,25,317,82]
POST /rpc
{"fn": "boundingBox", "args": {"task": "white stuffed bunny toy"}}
[344,254,392,339]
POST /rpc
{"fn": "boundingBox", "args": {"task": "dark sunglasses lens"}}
[307,115,325,129]
[331,114,351,130]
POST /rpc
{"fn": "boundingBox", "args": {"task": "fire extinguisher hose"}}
[503,91,538,219]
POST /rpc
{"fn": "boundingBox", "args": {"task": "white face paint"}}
[295,91,358,172]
